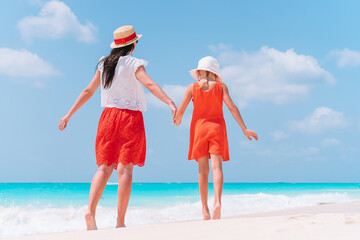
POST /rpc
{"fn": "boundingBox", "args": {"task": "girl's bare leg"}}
[86,164,114,230]
[197,155,210,220]
[210,154,223,219]
[116,162,134,228]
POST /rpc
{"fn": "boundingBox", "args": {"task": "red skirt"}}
[95,107,146,169]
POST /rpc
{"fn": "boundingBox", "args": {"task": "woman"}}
[58,25,176,230]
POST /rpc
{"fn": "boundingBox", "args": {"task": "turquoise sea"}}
[1,183,360,237]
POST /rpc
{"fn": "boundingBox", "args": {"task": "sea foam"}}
[0,192,355,237]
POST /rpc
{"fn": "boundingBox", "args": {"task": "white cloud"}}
[0,48,58,79]
[331,48,360,68]
[271,130,289,141]
[290,107,348,134]
[18,0,96,43]
[211,45,335,107]
[147,84,188,108]
[322,138,341,147]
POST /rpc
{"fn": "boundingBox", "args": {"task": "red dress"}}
[188,81,230,161]
[95,107,146,169]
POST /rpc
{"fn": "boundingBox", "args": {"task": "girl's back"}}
[192,81,223,120]
[189,81,229,161]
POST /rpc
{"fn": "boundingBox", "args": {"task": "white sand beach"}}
[4,201,360,240]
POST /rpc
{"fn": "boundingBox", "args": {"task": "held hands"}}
[170,101,182,126]
[58,115,70,131]
[172,106,181,126]
[169,101,177,123]
[244,129,258,141]
[173,118,181,126]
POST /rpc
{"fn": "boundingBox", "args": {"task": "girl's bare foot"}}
[212,203,221,220]
[85,212,98,230]
[116,216,126,228]
[202,207,211,220]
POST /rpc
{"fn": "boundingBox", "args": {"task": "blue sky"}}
[0,0,359,183]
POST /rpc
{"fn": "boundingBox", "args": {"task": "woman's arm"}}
[222,82,258,141]
[135,66,177,117]
[174,84,193,126]
[58,70,101,131]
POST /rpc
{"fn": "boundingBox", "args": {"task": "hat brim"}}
[189,68,223,82]
[110,34,142,48]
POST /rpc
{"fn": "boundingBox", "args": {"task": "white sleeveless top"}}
[98,55,148,111]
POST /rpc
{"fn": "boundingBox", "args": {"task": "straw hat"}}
[190,56,223,82]
[110,25,142,48]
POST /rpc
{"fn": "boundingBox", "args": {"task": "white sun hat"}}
[189,56,223,82]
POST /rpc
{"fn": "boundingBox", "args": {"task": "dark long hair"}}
[98,43,135,89]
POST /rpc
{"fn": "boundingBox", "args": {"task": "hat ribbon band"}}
[114,32,137,45]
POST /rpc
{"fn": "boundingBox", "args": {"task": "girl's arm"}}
[58,70,101,131]
[135,66,177,117]
[222,82,258,141]
[174,84,193,126]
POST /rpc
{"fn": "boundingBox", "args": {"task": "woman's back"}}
[98,55,148,111]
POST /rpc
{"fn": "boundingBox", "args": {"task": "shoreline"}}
[4,201,360,240]
[233,199,360,218]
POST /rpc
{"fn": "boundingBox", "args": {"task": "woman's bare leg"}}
[197,155,210,220]
[86,164,113,230]
[116,162,134,228]
[210,154,223,219]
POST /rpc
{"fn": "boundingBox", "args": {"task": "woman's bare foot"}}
[202,207,211,220]
[212,203,221,220]
[116,224,126,228]
[85,212,98,230]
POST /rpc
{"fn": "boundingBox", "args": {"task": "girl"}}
[174,56,258,220]
[58,25,177,229]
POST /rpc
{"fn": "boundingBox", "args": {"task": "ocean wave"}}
[106,182,118,185]
[0,192,356,237]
